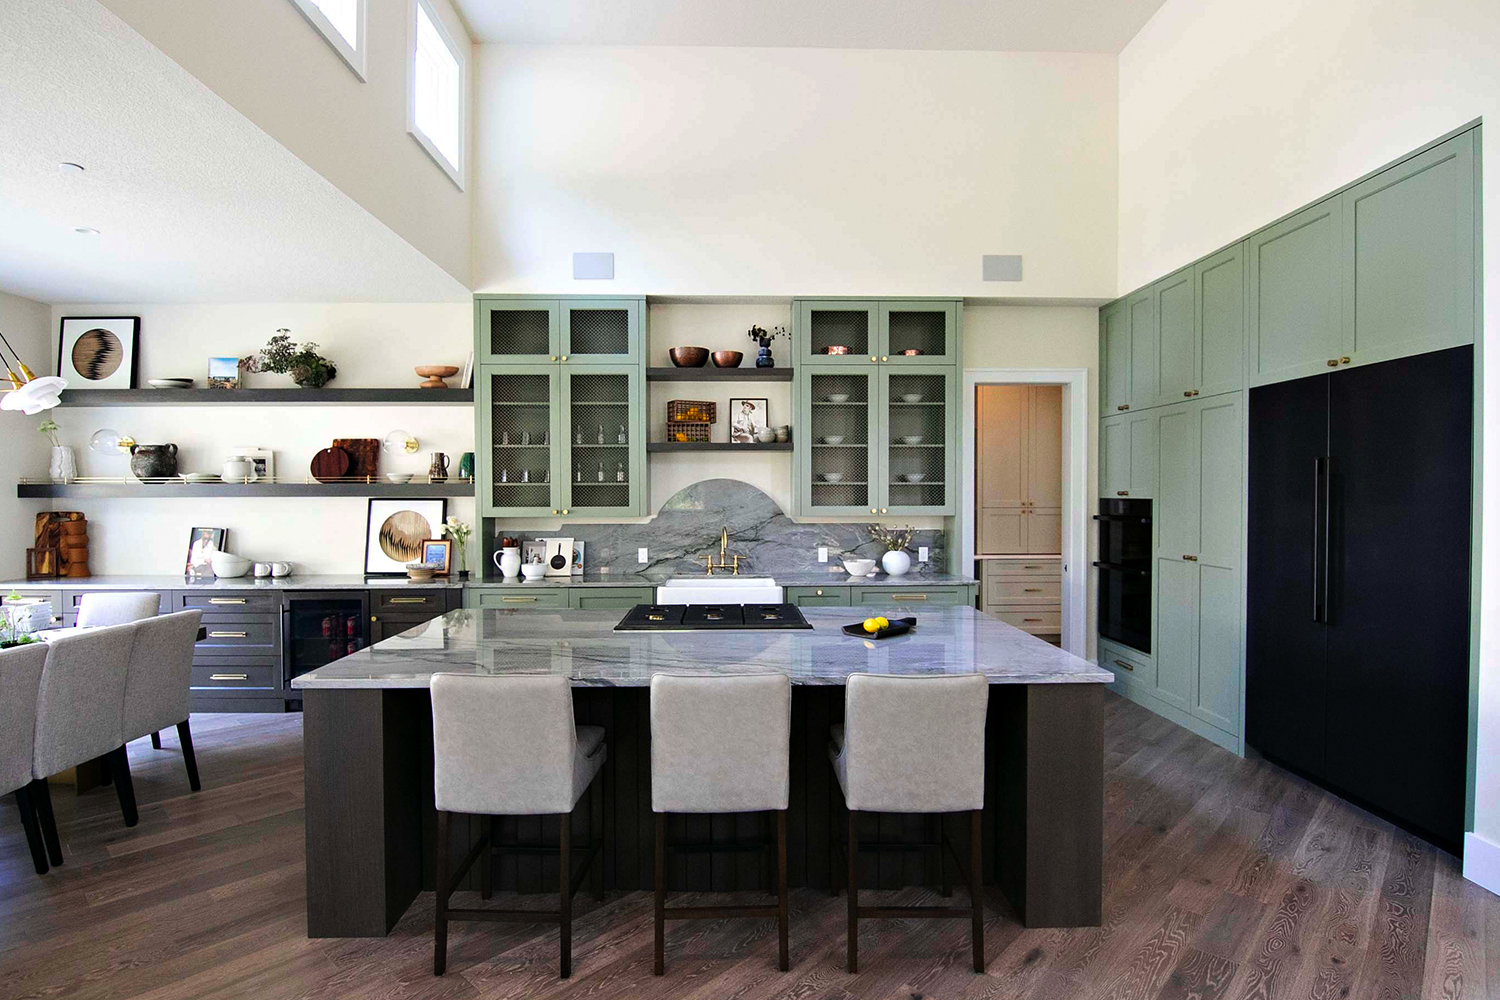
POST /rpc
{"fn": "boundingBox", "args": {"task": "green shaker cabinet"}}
[1247,197,1343,386]
[560,364,646,516]
[1100,410,1155,499]
[1195,243,1246,398]
[880,365,957,515]
[476,297,644,364]
[478,364,563,515]
[1099,289,1157,414]
[1153,266,1196,406]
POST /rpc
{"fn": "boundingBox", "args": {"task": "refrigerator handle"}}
[1312,457,1326,623]
[1321,456,1333,624]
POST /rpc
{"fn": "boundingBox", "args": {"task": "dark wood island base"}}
[303,683,1102,937]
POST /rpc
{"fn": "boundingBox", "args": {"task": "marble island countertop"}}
[290,605,1109,689]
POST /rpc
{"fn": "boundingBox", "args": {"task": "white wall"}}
[472,45,1117,299]
[0,291,54,580]
[42,303,475,575]
[98,0,473,288]
[1117,0,1499,869]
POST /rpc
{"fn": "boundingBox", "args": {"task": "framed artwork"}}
[729,397,769,444]
[185,527,227,575]
[207,357,241,389]
[543,537,574,578]
[364,498,447,575]
[420,538,453,575]
[228,445,274,481]
[460,350,474,389]
[58,316,139,389]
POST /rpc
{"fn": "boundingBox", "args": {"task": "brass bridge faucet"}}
[700,525,742,575]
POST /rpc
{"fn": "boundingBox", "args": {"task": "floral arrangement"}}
[443,516,472,574]
[866,523,917,553]
[241,329,337,388]
[37,417,60,447]
[1,591,40,648]
[746,324,789,347]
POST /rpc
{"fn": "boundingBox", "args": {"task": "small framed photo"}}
[228,446,274,481]
[420,538,453,575]
[207,357,241,389]
[460,350,474,389]
[58,316,139,389]
[522,539,547,566]
[185,527,227,575]
[730,397,769,444]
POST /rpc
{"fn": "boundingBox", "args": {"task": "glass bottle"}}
[576,463,583,483]
[618,424,626,444]
[576,427,583,445]
[596,461,605,482]
[597,425,605,445]
[499,468,508,483]
[615,461,625,482]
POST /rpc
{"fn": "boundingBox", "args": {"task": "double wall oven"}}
[1093,498,1151,654]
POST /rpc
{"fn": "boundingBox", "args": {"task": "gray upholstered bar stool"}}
[430,673,605,979]
[650,672,792,975]
[829,672,989,974]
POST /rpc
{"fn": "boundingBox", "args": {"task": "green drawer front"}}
[569,587,655,610]
[785,586,850,607]
[467,588,571,610]
[850,586,969,607]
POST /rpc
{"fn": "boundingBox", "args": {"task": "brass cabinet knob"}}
[880,508,888,514]
[1183,554,1198,561]
[1184,390,1194,397]
[561,355,568,361]
[1327,359,1339,367]
[562,509,569,514]
[870,356,878,362]
[881,356,888,362]
[815,589,824,596]
[1339,356,1350,364]
[370,616,378,622]
[551,509,558,515]
[550,356,558,362]
[871,508,877,513]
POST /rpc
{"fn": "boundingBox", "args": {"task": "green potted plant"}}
[241,329,338,388]
[1,591,40,649]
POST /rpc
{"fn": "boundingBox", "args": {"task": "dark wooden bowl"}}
[669,346,709,367]
[711,350,743,368]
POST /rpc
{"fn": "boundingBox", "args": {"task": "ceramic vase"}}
[49,446,77,484]
[497,546,521,580]
[881,549,912,577]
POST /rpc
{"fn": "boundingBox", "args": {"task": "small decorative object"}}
[209,550,253,579]
[597,425,605,445]
[460,351,474,389]
[385,472,413,483]
[522,539,546,566]
[406,563,436,582]
[521,469,530,483]
[129,442,178,479]
[823,345,851,356]
[271,561,294,577]
[365,499,447,575]
[310,447,350,482]
[668,346,709,367]
[89,428,133,456]
[596,461,605,482]
[543,537,574,578]
[148,378,194,389]
[228,445,275,480]
[496,545,521,580]
[221,456,257,482]
[575,426,583,445]
[457,451,474,480]
[826,393,850,403]
[711,350,743,368]
[421,538,453,575]
[901,392,924,403]
[442,516,471,577]
[414,365,460,389]
[775,425,790,444]
[334,438,380,480]
[58,316,139,389]
[756,427,777,444]
[39,418,76,484]
[615,462,625,482]
[901,435,923,445]
[185,527,226,575]
[241,329,337,388]
[730,398,769,444]
[900,349,924,356]
[428,452,450,482]
[901,473,926,483]
[746,325,788,368]
[382,431,418,456]
[520,562,547,582]
[25,546,59,581]
[821,472,844,483]
[869,523,917,577]
[842,616,916,640]
[207,357,242,389]
[571,541,585,575]
[32,512,86,578]
[666,399,715,444]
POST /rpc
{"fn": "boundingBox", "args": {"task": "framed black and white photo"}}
[364,498,447,575]
[58,316,138,389]
[729,397,769,444]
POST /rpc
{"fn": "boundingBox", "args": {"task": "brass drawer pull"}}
[890,594,928,601]
[208,673,249,682]
[501,596,538,603]
[1339,356,1350,364]
[1326,359,1339,367]
[1182,554,1198,561]
[207,631,248,639]
[1022,617,1043,623]
[1022,565,1042,570]
[1023,588,1043,593]
[388,597,428,604]
[1116,490,1129,496]
[208,598,246,605]
[1112,659,1134,672]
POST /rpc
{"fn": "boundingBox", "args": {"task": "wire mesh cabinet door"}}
[479,364,562,516]
[559,364,645,516]
[878,300,958,365]
[795,300,880,367]
[476,299,561,363]
[880,364,957,515]
[798,368,880,516]
[560,300,643,363]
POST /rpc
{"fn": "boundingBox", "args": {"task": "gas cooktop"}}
[613,603,812,631]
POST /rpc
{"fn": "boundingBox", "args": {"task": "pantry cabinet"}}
[977,385,1061,554]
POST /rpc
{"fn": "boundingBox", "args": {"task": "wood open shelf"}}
[17,482,475,499]
[56,388,474,406]
[646,367,793,382]
[646,442,792,452]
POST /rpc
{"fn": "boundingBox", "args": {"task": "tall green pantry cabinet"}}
[475,297,648,518]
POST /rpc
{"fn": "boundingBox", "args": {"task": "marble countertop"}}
[465,570,978,589]
[291,605,1110,689]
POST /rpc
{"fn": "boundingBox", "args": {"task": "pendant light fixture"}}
[0,329,66,414]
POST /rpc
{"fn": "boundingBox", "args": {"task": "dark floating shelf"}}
[17,482,475,499]
[646,367,793,382]
[56,388,474,406]
[647,442,793,452]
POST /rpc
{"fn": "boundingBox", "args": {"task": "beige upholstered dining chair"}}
[2,643,59,874]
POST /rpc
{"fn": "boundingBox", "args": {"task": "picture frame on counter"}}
[459,350,474,390]
[364,498,447,575]
[185,527,227,575]
[420,538,453,575]
[58,316,139,389]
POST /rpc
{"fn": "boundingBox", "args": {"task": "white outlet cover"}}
[818,546,828,563]
[638,547,648,563]
[918,546,929,562]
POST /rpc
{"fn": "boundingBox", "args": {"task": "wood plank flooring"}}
[2,693,1496,999]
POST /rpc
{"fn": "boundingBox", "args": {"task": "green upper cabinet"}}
[879,364,957,515]
[558,364,646,516]
[477,299,560,363]
[798,368,880,515]
[1341,131,1476,369]
[796,300,880,366]
[1153,266,1196,406]
[878,301,958,365]
[560,299,643,362]
[1247,196,1343,386]
[476,297,645,365]
[1100,300,1131,414]
[1195,242,1246,398]
[478,363,562,516]
[1126,289,1158,410]
[1100,410,1157,499]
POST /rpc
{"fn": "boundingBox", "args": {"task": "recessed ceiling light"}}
[73,226,100,235]
[59,162,85,173]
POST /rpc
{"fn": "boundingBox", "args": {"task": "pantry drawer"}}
[1098,637,1152,682]
[197,614,281,655]
[991,609,1061,633]
[467,588,571,610]
[987,579,1062,603]
[177,591,283,613]
[983,557,1061,581]
[190,658,280,692]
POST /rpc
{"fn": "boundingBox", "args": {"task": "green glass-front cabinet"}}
[476,296,644,364]
[881,365,957,515]
[795,298,959,367]
[560,364,646,516]
[478,363,562,515]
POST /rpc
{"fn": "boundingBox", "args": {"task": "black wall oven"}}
[1093,498,1152,654]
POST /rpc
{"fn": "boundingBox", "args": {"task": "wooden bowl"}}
[710,350,743,368]
[415,365,460,389]
[669,347,709,367]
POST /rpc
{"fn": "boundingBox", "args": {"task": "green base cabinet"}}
[785,585,851,607]
[465,588,571,610]
[568,587,655,610]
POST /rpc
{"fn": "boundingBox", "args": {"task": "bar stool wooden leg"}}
[654,813,666,976]
[969,809,984,973]
[177,720,201,792]
[777,809,789,972]
[109,745,138,827]
[434,810,450,976]
[13,785,48,875]
[846,809,859,974]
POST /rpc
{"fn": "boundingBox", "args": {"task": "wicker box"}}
[666,399,716,423]
[665,421,712,443]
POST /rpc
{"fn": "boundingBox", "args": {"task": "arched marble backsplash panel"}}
[512,478,946,580]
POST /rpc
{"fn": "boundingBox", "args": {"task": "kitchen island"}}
[292,605,1111,937]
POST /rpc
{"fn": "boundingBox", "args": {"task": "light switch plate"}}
[638,547,648,563]
[818,546,828,563]
[918,546,929,563]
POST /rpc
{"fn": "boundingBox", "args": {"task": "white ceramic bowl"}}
[901,393,924,403]
[821,435,845,445]
[820,472,844,483]
[385,472,413,483]
[209,551,252,578]
[902,473,926,483]
[842,558,877,577]
[148,378,194,389]
[901,435,923,445]
[826,394,850,403]
[520,563,547,581]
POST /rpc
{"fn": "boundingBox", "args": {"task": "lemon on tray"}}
[862,617,881,634]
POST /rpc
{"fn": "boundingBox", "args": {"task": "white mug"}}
[222,457,257,482]
[252,562,272,578]
[270,561,294,577]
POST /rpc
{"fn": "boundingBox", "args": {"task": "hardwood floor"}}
[2,693,1496,999]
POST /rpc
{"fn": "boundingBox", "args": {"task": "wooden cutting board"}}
[333,438,380,480]
[310,447,350,483]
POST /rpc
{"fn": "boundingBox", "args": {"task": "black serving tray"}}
[841,616,917,639]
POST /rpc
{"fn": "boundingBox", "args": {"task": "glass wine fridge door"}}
[285,595,368,691]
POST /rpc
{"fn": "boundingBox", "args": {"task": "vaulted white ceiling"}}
[0,0,469,305]
[454,0,1170,53]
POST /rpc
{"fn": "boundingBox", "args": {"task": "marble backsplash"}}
[489,479,947,581]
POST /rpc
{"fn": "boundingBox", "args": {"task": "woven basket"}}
[666,399,716,423]
[665,421,712,443]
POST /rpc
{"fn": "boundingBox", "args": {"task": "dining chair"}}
[120,610,204,808]
[76,592,159,627]
[2,643,59,874]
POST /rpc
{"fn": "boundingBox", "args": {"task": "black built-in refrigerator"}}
[1246,345,1472,852]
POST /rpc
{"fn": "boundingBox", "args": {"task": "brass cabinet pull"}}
[1183,390,1194,397]
[1022,565,1042,569]
[562,509,569,515]
[208,598,246,605]
[560,355,568,361]
[551,509,558,515]
[1023,617,1043,623]
[550,355,558,362]
[207,631,247,638]
[880,508,888,514]
[1182,554,1198,561]
[1339,356,1351,364]
[1023,588,1043,593]
[1327,359,1339,367]
[1117,404,1130,411]
[208,673,248,682]
[1116,490,1129,496]
[371,616,378,622]
[870,356,878,362]
[881,356,888,362]
[501,596,537,603]
[389,597,427,604]
[870,508,878,514]
[890,594,928,601]
[1113,659,1134,672]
